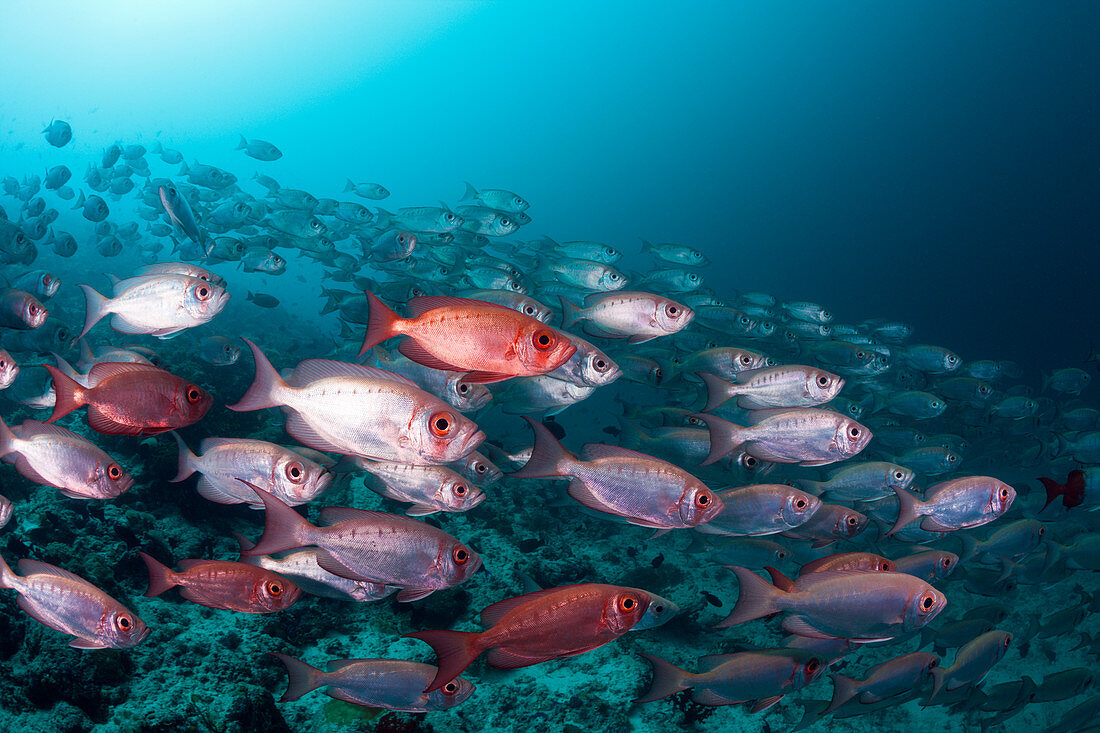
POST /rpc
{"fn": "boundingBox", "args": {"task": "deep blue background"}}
[2,2,1097,376]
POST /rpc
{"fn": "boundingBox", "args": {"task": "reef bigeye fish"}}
[0,553,147,649]
[405,583,677,692]
[140,552,301,613]
[558,291,695,343]
[695,408,871,467]
[229,339,484,465]
[242,486,481,602]
[360,293,576,383]
[0,417,133,499]
[78,274,229,338]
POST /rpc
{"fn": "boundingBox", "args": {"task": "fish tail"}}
[231,531,257,560]
[0,414,15,459]
[460,181,478,202]
[764,565,796,592]
[886,486,927,537]
[640,238,653,253]
[403,629,482,693]
[267,652,325,702]
[795,478,824,496]
[1038,476,1064,510]
[170,431,198,482]
[825,674,860,714]
[77,283,111,338]
[138,551,179,597]
[698,372,736,412]
[228,338,289,411]
[714,565,784,628]
[634,653,694,703]
[359,291,402,356]
[43,365,86,424]
[236,134,247,150]
[925,666,947,705]
[77,338,95,368]
[0,553,15,589]
[558,295,582,330]
[240,484,313,555]
[617,417,649,449]
[691,413,745,466]
[344,178,357,192]
[150,141,163,154]
[509,416,574,478]
[955,532,979,564]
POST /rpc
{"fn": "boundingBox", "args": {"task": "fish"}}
[78,274,229,338]
[1039,469,1085,509]
[229,339,484,464]
[405,583,677,692]
[795,461,914,502]
[172,434,331,507]
[460,182,528,213]
[242,485,481,602]
[927,629,1012,703]
[558,291,695,343]
[139,552,301,613]
[827,652,940,713]
[196,335,242,366]
[234,534,393,602]
[42,120,72,147]
[344,180,390,200]
[347,458,485,515]
[640,239,709,266]
[0,494,10,528]
[694,484,820,537]
[269,654,474,712]
[695,408,872,467]
[360,293,577,383]
[511,417,723,530]
[247,291,280,308]
[889,476,1016,535]
[0,350,19,389]
[636,649,824,710]
[0,553,147,648]
[0,288,48,329]
[893,550,960,582]
[698,365,844,411]
[45,362,212,435]
[716,565,947,642]
[236,135,283,161]
[0,417,133,499]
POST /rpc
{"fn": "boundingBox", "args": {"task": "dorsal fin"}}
[15,420,82,441]
[318,506,401,526]
[407,295,516,318]
[87,361,165,382]
[16,559,85,583]
[481,587,570,627]
[578,443,658,462]
[287,359,416,388]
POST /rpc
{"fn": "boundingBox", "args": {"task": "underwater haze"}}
[0,2,1098,732]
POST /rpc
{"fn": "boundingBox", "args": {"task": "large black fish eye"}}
[458,383,469,394]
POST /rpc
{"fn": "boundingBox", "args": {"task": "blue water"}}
[0,3,1097,732]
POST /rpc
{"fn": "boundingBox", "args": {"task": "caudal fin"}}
[825,673,860,714]
[343,178,355,193]
[236,134,247,150]
[403,629,482,693]
[460,182,478,202]
[714,566,785,628]
[359,291,402,356]
[886,486,927,537]
[138,551,179,597]
[170,432,198,482]
[43,365,86,424]
[238,483,314,556]
[509,416,574,478]
[925,666,947,705]
[558,295,583,330]
[634,653,694,703]
[227,338,289,412]
[77,284,111,338]
[698,372,736,412]
[0,415,16,459]
[267,652,325,702]
[691,413,746,466]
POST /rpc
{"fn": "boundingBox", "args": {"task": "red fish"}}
[44,362,211,435]
[139,552,300,613]
[1039,470,1085,509]
[359,293,576,383]
[405,583,677,692]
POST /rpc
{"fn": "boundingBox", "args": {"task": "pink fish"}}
[140,552,301,613]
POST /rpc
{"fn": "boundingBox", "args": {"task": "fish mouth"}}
[460,429,487,456]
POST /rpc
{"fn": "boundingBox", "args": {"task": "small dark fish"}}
[542,417,566,440]
[247,291,280,308]
[518,538,543,553]
[702,591,723,607]
[652,553,664,568]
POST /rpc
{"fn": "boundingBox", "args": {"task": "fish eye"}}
[619,595,637,612]
[195,286,211,301]
[500,217,511,227]
[454,483,468,496]
[398,235,406,244]
[689,274,699,282]
[947,355,958,364]
[816,375,830,387]
[979,385,989,394]
[821,311,831,320]
[895,471,905,480]
[285,461,304,483]
[429,412,455,437]
[593,358,608,372]
[880,561,893,571]
[108,463,122,480]
[942,557,952,568]
[665,304,680,317]
[805,658,821,674]
[458,383,470,394]
[742,455,758,468]
[846,516,859,526]
[268,582,283,596]
[523,305,536,315]
[947,453,957,462]
[452,546,470,564]
[186,387,202,403]
[794,498,807,510]
[855,350,866,359]
[115,615,132,631]
[848,426,861,438]
[610,272,620,281]
[920,592,936,611]
[28,304,39,315]
[654,368,663,380]
[604,247,615,256]
[443,681,459,694]
[1003,635,1011,648]
[932,401,942,409]
[695,492,711,507]
[533,331,554,351]
[445,213,454,221]
[474,463,487,475]
[1038,526,1045,536]
[740,354,753,365]
[999,487,1008,499]
[508,281,521,291]
[739,316,750,325]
